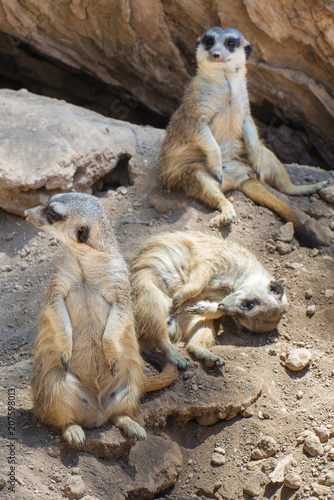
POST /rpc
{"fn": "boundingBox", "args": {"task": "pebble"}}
[296,390,303,399]
[118,186,128,195]
[1,265,13,272]
[51,472,62,483]
[328,448,334,460]
[310,248,319,257]
[329,220,334,231]
[305,288,313,299]
[63,476,85,499]
[306,305,316,316]
[243,478,262,497]
[285,348,312,371]
[251,436,278,460]
[319,184,334,203]
[313,425,330,443]
[324,289,334,299]
[46,446,60,458]
[211,452,226,466]
[276,241,293,255]
[275,222,294,243]
[214,447,225,455]
[324,470,334,485]
[196,413,219,426]
[81,497,101,500]
[305,218,333,246]
[304,434,324,457]
[284,471,302,489]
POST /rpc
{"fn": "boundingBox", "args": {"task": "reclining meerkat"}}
[24,193,177,446]
[159,27,328,247]
[131,231,288,369]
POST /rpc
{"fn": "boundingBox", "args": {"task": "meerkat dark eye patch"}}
[269,281,284,298]
[202,35,215,50]
[77,224,90,243]
[244,43,252,60]
[225,37,240,52]
[44,207,64,225]
[241,299,260,311]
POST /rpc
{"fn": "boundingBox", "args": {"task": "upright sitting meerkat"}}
[24,193,177,446]
[131,231,288,369]
[159,27,328,247]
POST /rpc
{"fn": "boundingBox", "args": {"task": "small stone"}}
[71,467,81,475]
[304,434,324,457]
[313,426,330,443]
[47,446,60,458]
[285,348,312,371]
[196,413,219,426]
[211,452,226,466]
[324,470,334,485]
[275,241,293,255]
[214,447,225,455]
[52,473,62,483]
[251,436,278,460]
[328,448,334,460]
[296,390,303,400]
[118,186,128,195]
[1,265,13,272]
[0,473,6,489]
[305,289,313,299]
[329,220,334,231]
[305,218,332,246]
[310,248,319,257]
[265,240,276,254]
[319,184,334,203]
[275,222,294,243]
[324,289,334,300]
[63,476,85,499]
[284,471,302,489]
[306,305,316,316]
[81,497,101,500]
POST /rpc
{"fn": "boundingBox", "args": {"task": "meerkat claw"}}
[213,173,223,185]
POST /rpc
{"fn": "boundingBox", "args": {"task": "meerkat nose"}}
[212,52,221,59]
[24,209,30,220]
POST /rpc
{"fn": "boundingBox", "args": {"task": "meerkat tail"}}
[239,178,317,248]
[141,347,178,392]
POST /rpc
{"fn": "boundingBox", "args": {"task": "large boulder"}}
[0,89,163,215]
[0,1,333,166]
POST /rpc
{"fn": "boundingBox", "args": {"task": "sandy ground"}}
[0,149,334,500]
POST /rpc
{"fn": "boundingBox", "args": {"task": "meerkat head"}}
[218,277,288,333]
[24,193,113,252]
[196,27,252,74]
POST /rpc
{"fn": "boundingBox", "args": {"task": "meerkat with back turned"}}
[131,231,288,369]
[24,193,177,446]
[159,27,328,247]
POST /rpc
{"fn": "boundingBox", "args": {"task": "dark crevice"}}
[93,154,132,192]
[0,31,168,129]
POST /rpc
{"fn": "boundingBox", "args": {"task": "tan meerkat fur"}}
[159,27,328,247]
[24,193,177,446]
[131,231,288,369]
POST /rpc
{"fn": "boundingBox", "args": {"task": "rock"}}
[63,476,85,499]
[313,425,330,443]
[0,473,6,489]
[243,479,262,498]
[296,390,303,400]
[284,471,302,489]
[81,497,101,500]
[268,454,294,483]
[47,446,60,458]
[328,448,334,460]
[324,470,334,486]
[303,434,324,457]
[305,289,313,299]
[325,289,334,300]
[251,436,278,460]
[211,453,226,466]
[275,222,294,242]
[329,220,334,231]
[304,218,333,246]
[0,89,164,216]
[0,1,333,167]
[275,241,293,255]
[196,413,219,426]
[319,185,334,203]
[214,447,225,455]
[285,348,312,371]
[306,305,316,316]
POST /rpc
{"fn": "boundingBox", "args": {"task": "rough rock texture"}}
[284,348,312,371]
[0,89,164,216]
[0,1,333,166]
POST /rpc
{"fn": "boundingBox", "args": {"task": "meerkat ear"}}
[77,224,90,243]
[244,42,252,60]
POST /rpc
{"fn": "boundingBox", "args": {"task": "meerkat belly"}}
[210,104,244,160]
[66,285,110,376]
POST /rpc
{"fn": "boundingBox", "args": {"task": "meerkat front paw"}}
[169,295,181,315]
[186,301,212,315]
[204,354,225,368]
[63,425,85,446]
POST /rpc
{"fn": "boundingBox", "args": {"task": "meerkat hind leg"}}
[112,415,147,440]
[63,424,86,446]
[184,167,236,225]
[186,320,223,368]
